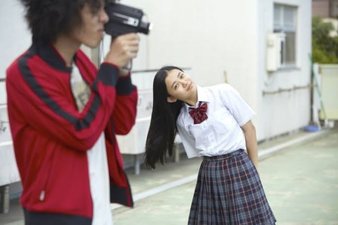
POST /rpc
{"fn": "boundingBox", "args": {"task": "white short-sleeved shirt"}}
[177,84,255,158]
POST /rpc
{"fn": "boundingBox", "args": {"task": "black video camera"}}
[104,2,151,37]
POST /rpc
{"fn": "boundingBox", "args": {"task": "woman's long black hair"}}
[144,66,184,169]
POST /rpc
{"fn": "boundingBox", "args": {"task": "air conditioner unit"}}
[266,32,285,72]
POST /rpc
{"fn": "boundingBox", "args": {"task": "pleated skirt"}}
[188,149,276,225]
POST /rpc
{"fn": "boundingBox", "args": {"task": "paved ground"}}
[1,126,337,225]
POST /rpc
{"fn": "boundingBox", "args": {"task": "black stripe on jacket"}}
[18,44,118,131]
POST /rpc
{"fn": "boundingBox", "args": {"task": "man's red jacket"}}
[6,42,137,221]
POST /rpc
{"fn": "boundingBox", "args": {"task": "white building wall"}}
[257,0,312,139]
[126,0,260,131]
[128,0,259,88]
[0,0,311,143]
[0,1,30,79]
[0,0,312,184]
[0,1,29,185]
[126,0,312,140]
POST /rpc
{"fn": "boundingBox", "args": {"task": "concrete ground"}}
[1,126,337,225]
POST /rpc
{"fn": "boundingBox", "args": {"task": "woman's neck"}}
[185,89,198,106]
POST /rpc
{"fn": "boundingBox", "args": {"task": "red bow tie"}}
[189,102,208,124]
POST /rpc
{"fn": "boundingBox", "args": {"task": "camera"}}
[104,2,152,37]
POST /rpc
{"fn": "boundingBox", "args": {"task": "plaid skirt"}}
[188,149,276,225]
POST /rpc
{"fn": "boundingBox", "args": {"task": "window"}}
[332,0,338,17]
[274,4,297,67]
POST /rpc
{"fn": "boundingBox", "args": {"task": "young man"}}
[6,0,140,224]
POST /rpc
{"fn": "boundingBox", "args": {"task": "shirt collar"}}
[197,85,209,103]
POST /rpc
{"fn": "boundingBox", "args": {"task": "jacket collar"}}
[30,41,75,73]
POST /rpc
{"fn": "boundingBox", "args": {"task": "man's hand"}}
[104,33,140,75]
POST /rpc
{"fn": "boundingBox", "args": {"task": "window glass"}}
[284,6,296,31]
[285,32,296,64]
[274,4,297,67]
[274,5,282,30]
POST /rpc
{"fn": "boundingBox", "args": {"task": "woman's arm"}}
[241,120,258,168]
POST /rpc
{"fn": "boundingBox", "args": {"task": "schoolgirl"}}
[145,66,276,225]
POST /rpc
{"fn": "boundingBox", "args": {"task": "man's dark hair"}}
[20,0,104,43]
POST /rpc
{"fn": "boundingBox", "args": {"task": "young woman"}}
[6,0,140,224]
[145,66,276,225]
